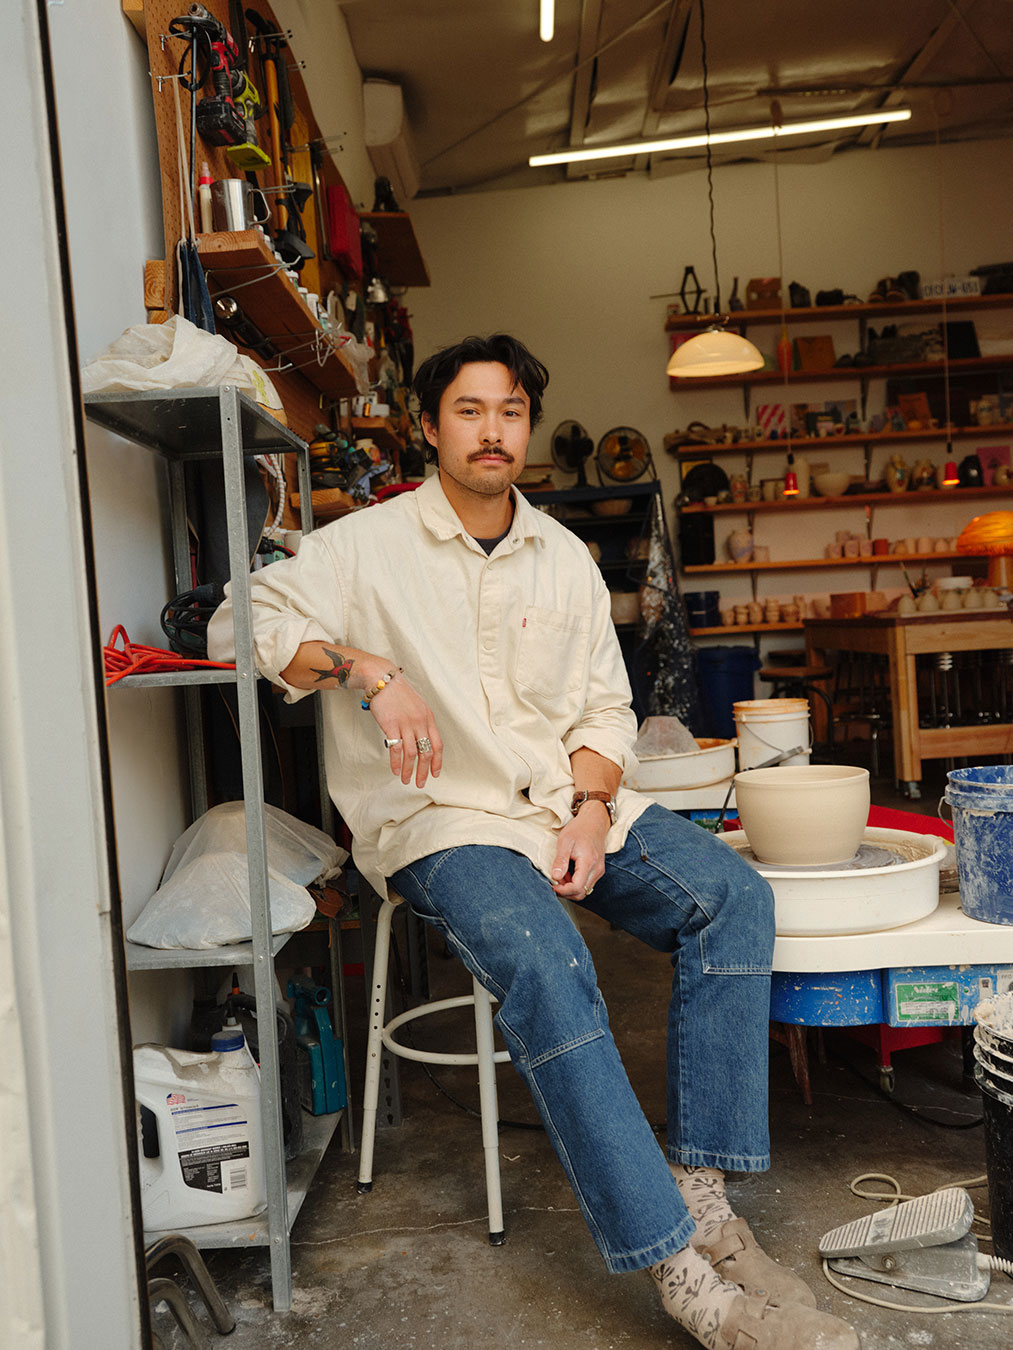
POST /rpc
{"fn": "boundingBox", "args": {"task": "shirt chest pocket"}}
[515,606,590,698]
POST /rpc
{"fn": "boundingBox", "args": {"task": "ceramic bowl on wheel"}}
[733,764,870,866]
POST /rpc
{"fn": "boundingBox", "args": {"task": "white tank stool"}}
[356,888,511,1244]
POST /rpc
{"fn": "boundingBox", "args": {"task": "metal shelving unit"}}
[85,386,350,1312]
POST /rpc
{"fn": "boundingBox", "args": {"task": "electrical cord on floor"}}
[826,1040,984,1128]
[822,1171,1013,1314]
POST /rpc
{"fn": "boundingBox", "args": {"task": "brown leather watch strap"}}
[570,790,617,824]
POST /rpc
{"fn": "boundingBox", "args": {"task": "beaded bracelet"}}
[361,667,403,709]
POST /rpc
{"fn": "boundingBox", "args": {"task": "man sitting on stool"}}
[208,333,859,1350]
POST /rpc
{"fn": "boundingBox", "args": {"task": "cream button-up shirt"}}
[207,475,649,897]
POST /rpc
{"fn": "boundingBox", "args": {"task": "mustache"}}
[468,449,513,462]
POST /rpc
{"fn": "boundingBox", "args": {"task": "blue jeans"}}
[392,803,775,1273]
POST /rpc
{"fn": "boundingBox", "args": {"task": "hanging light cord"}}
[698,0,721,315]
[772,141,793,456]
[933,96,953,451]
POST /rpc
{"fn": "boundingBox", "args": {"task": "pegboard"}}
[143,0,246,315]
[140,0,357,442]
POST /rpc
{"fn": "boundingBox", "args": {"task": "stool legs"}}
[357,895,508,1244]
[357,897,395,1194]
[472,977,505,1243]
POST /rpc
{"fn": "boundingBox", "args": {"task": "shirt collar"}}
[415,473,546,549]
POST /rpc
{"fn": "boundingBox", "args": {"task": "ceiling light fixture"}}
[540,0,554,42]
[666,0,764,380]
[529,108,912,168]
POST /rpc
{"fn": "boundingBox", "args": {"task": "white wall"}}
[274,0,377,207]
[407,139,1013,650]
[45,9,196,1029]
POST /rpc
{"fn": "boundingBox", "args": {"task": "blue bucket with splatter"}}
[945,766,1013,925]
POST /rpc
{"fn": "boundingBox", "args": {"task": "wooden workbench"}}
[804,611,1013,797]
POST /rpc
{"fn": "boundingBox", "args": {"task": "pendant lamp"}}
[667,0,764,380]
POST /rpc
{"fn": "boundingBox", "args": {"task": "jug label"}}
[167,1092,252,1193]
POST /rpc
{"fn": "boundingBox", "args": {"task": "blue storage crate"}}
[884,964,1013,1027]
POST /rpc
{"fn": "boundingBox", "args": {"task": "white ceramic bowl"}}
[936,575,972,591]
[812,471,851,497]
[630,738,736,789]
[733,764,870,865]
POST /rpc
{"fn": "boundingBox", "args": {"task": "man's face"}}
[421,361,531,503]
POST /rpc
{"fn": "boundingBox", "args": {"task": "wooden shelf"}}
[665,292,1013,331]
[291,486,357,523]
[359,212,430,288]
[670,423,1013,458]
[689,622,805,636]
[196,230,359,400]
[668,354,1013,390]
[680,485,1013,515]
[683,550,987,575]
[350,416,405,454]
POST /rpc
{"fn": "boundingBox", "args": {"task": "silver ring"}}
[416,737,433,755]
[383,737,402,749]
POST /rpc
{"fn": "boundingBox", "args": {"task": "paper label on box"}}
[894,980,959,1023]
[921,277,982,299]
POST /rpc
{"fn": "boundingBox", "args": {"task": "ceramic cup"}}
[753,545,770,562]
[873,538,889,555]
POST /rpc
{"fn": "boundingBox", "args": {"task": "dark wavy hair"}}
[413,334,549,462]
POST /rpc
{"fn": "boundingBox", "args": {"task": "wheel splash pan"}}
[720,827,946,936]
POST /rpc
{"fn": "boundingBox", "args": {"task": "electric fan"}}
[595,427,653,485]
[550,420,594,488]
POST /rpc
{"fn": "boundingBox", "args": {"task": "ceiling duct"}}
[363,79,420,202]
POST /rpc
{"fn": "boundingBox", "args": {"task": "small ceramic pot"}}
[734,765,871,865]
[727,528,754,563]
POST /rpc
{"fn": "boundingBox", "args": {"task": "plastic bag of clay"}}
[126,802,348,950]
[80,315,283,417]
[634,716,700,759]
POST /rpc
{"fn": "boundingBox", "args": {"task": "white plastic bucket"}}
[134,1034,267,1231]
[733,698,811,770]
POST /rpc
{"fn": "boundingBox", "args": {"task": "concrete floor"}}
[153,761,1013,1348]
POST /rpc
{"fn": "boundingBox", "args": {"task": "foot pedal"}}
[818,1188,989,1302]
[819,1187,973,1258]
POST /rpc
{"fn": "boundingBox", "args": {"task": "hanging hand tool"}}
[245,7,314,269]
[213,295,276,359]
[171,5,270,170]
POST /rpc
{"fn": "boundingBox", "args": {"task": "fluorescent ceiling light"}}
[540,0,554,42]
[529,108,912,167]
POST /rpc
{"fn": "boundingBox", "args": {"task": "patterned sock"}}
[669,1163,737,1243]
[651,1244,741,1350]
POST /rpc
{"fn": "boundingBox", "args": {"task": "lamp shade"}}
[957,510,1013,588]
[667,328,765,378]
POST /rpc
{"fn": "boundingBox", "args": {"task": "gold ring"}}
[584,886,594,897]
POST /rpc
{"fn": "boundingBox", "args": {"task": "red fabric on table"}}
[867,804,953,843]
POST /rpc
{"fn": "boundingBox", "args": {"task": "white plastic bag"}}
[126,802,347,950]
[634,715,700,759]
[81,314,283,415]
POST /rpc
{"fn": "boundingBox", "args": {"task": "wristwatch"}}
[571,790,617,826]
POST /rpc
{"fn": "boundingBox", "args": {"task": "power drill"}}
[184,4,269,168]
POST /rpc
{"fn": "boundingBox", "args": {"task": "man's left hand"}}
[550,801,610,900]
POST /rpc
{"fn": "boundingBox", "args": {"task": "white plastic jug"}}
[134,1024,267,1230]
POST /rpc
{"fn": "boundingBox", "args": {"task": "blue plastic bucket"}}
[945,766,1013,925]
